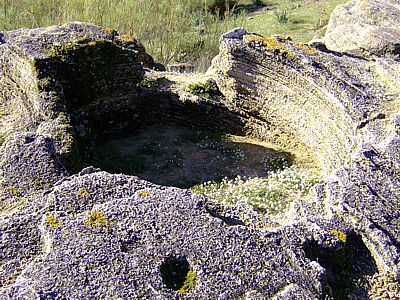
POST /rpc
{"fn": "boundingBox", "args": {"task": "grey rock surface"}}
[322,0,400,58]
[1,169,334,299]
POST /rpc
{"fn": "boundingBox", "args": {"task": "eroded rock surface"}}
[0,0,400,298]
[322,0,400,59]
[208,27,400,173]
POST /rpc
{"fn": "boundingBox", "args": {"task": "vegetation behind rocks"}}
[0,0,348,71]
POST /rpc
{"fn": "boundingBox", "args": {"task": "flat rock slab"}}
[1,169,331,299]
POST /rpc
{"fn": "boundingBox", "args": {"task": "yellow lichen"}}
[102,28,115,33]
[292,42,317,54]
[1,185,20,196]
[178,270,197,293]
[84,210,114,233]
[331,230,347,243]
[77,189,89,196]
[76,36,90,43]
[45,212,63,227]
[121,34,136,43]
[140,190,151,197]
[244,35,296,58]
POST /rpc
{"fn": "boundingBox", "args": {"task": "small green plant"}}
[274,7,290,24]
[137,78,159,88]
[190,165,324,214]
[84,210,114,233]
[188,82,211,98]
[44,212,63,227]
[178,270,197,293]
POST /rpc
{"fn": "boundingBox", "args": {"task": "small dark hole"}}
[160,256,190,291]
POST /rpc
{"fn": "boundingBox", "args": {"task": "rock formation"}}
[320,0,400,58]
[1,0,400,298]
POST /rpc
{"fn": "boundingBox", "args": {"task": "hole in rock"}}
[303,233,378,299]
[160,256,191,291]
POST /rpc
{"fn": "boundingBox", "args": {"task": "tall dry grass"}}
[0,0,246,70]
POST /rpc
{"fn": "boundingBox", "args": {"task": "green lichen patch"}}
[44,212,63,227]
[84,210,114,233]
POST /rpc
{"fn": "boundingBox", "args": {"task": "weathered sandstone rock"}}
[1,0,400,297]
[207,27,400,173]
[0,21,147,171]
[321,0,400,58]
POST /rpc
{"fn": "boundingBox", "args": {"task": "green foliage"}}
[274,7,291,24]
[137,78,159,88]
[0,0,245,71]
[190,165,324,214]
[188,82,211,98]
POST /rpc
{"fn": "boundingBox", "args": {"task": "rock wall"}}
[207,27,400,173]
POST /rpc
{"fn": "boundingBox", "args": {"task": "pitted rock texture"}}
[1,169,335,299]
[322,0,400,59]
[207,27,400,173]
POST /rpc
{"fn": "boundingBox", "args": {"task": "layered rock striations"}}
[0,0,400,298]
[208,27,400,173]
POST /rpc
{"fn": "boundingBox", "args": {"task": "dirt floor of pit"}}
[87,123,319,189]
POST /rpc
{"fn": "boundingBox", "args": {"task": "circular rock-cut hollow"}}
[160,256,193,292]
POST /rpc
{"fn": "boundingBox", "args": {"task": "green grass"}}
[244,0,349,43]
[0,0,348,71]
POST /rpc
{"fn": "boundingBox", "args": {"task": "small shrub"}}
[188,82,211,98]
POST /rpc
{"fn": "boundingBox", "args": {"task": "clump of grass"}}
[274,7,291,24]
[190,165,324,214]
